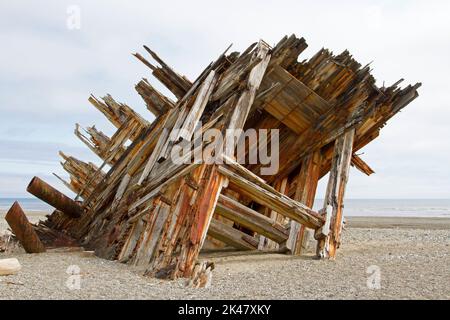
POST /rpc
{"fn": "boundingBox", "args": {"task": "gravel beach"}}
[1,211,449,300]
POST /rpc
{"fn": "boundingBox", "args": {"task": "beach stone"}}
[0,258,22,276]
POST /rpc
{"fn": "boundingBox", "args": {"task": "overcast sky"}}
[0,0,449,199]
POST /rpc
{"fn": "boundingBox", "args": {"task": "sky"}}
[0,0,449,199]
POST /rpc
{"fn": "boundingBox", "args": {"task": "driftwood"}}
[5,34,421,286]
[5,202,46,253]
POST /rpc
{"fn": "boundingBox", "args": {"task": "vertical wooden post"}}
[5,202,46,253]
[286,151,321,255]
[316,129,355,259]
[145,165,226,279]
[259,177,289,250]
[182,165,226,277]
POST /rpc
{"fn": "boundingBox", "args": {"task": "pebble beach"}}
[1,211,449,300]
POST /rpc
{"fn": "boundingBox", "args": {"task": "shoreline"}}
[346,216,450,230]
[1,211,449,299]
[2,210,450,233]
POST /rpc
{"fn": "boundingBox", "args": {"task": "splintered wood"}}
[6,34,421,285]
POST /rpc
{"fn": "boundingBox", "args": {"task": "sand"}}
[1,211,449,300]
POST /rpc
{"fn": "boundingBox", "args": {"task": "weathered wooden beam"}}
[5,202,46,253]
[316,129,355,259]
[207,218,258,251]
[286,151,322,255]
[83,113,170,212]
[135,78,175,116]
[227,41,271,131]
[177,70,218,142]
[264,82,421,183]
[144,165,227,279]
[222,154,268,188]
[351,154,375,176]
[88,94,149,141]
[211,42,262,102]
[134,47,192,100]
[143,46,193,93]
[184,166,226,273]
[215,194,289,244]
[137,128,170,185]
[74,124,124,165]
[27,177,83,218]
[57,152,104,200]
[270,34,308,69]
[75,118,142,201]
[218,165,323,229]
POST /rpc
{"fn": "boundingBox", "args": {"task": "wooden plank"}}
[351,154,375,176]
[215,194,289,244]
[5,202,46,253]
[135,78,175,116]
[218,165,323,229]
[316,129,355,259]
[177,70,218,142]
[207,218,258,251]
[286,151,322,255]
[137,128,170,185]
[88,94,149,140]
[259,65,331,134]
[227,41,271,131]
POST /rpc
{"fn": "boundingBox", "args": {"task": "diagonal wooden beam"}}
[351,154,375,176]
[133,47,192,100]
[218,165,323,229]
[88,94,149,141]
[135,78,175,116]
[74,124,125,165]
[215,194,289,244]
[207,218,258,251]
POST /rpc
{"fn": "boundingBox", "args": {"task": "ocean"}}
[313,199,450,218]
[1,198,450,218]
[0,198,53,212]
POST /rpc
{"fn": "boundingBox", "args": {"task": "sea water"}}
[0,198,53,212]
[1,198,450,218]
[312,199,450,218]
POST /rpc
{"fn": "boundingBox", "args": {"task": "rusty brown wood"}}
[27,177,83,218]
[286,150,322,255]
[316,129,355,259]
[5,202,46,253]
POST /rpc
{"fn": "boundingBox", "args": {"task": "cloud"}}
[1,0,449,198]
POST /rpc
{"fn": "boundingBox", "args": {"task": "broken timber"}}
[10,34,420,285]
[5,202,46,253]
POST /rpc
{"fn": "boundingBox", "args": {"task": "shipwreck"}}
[4,34,421,286]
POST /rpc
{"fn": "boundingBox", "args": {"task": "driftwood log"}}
[5,202,46,253]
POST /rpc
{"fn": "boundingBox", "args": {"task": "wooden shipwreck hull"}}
[7,34,421,283]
